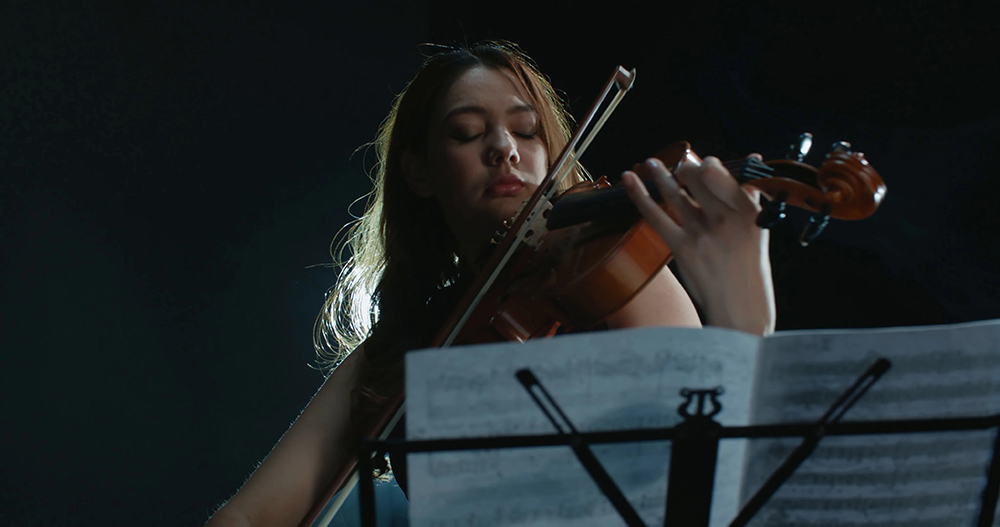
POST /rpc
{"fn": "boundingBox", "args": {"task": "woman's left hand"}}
[622,155,776,336]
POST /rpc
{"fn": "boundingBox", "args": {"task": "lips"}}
[487,174,526,197]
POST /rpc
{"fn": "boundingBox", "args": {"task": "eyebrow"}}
[443,104,536,121]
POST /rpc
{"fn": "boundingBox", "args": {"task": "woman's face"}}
[406,66,548,260]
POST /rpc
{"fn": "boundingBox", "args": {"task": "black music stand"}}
[356,358,1000,527]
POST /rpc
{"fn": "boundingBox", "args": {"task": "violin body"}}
[453,179,673,344]
[453,151,693,344]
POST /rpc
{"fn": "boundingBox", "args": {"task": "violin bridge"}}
[519,198,553,249]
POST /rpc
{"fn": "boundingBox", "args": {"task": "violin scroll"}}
[811,146,886,220]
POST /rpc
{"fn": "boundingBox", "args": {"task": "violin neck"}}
[546,183,642,230]
[545,158,773,231]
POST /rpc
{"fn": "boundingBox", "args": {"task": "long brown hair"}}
[314,41,585,376]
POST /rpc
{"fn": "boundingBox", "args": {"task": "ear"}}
[401,150,434,198]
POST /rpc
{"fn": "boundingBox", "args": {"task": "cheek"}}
[523,143,549,183]
[429,147,483,199]
[441,151,481,186]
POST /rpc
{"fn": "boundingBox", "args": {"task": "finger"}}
[736,154,766,213]
[643,158,702,228]
[744,186,763,212]
[673,156,733,214]
[632,158,700,218]
[622,170,685,242]
[677,158,732,226]
[685,156,762,216]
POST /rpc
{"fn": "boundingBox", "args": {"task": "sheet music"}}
[742,320,1000,526]
[406,326,762,527]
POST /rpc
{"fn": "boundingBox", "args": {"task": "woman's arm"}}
[605,265,702,330]
[622,156,776,336]
[206,347,366,527]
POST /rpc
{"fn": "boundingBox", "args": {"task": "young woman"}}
[206,40,774,527]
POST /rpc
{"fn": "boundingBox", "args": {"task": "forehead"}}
[439,66,532,114]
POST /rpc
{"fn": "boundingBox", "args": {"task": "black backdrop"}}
[2,0,997,525]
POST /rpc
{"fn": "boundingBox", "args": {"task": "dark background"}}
[2,0,997,524]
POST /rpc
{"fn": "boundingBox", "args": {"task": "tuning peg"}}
[799,212,830,246]
[756,198,787,229]
[830,141,852,154]
[787,133,814,162]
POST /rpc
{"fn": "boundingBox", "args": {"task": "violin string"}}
[722,158,773,182]
[742,169,772,180]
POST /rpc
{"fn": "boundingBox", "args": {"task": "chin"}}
[499,194,531,219]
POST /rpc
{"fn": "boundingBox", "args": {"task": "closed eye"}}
[452,133,483,143]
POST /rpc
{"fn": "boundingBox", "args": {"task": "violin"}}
[299,67,886,527]
[439,137,886,345]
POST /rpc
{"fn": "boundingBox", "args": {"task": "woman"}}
[206,40,774,527]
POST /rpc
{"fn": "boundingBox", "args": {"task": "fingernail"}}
[646,158,659,168]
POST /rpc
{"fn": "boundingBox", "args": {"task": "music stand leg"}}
[978,427,1000,527]
[358,439,376,527]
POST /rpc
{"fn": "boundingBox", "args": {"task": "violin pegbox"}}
[725,133,886,243]
[756,197,788,229]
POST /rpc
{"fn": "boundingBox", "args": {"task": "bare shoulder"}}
[208,347,366,527]
[605,265,702,330]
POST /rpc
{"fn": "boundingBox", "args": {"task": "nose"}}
[486,129,519,166]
